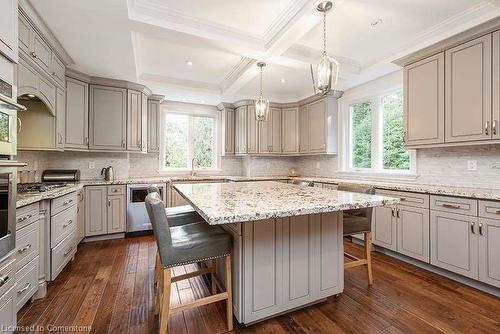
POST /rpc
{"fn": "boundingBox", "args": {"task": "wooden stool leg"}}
[365,232,373,285]
[225,255,233,331]
[159,267,172,334]
[154,254,161,315]
[211,260,217,295]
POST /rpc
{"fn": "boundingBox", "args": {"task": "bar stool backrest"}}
[145,192,173,263]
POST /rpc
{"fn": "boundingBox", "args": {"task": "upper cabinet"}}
[219,104,235,156]
[445,35,492,143]
[281,107,299,154]
[403,27,500,149]
[0,0,18,62]
[127,89,144,152]
[258,107,281,154]
[147,97,161,153]
[235,106,247,155]
[404,53,445,146]
[89,85,127,151]
[247,105,258,154]
[299,105,309,153]
[299,96,338,155]
[65,77,89,150]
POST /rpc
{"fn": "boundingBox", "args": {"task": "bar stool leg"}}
[211,260,217,295]
[365,232,373,285]
[160,267,172,333]
[154,254,161,315]
[225,255,233,331]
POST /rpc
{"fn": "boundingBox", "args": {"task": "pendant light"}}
[255,62,269,121]
[316,1,339,95]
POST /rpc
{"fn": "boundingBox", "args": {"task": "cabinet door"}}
[85,186,107,236]
[18,13,30,55]
[430,210,478,279]
[372,205,397,251]
[127,89,142,151]
[493,31,500,140]
[0,285,16,333]
[445,35,492,142]
[108,195,126,234]
[50,53,65,87]
[89,85,127,151]
[270,108,281,153]
[257,113,270,153]
[56,88,65,149]
[299,105,309,153]
[32,33,51,73]
[222,108,234,155]
[65,77,89,149]
[478,218,500,288]
[404,53,445,146]
[247,106,258,154]
[76,190,85,243]
[281,107,298,154]
[147,99,160,153]
[0,0,18,62]
[308,100,327,152]
[141,93,148,152]
[235,106,247,154]
[397,206,430,262]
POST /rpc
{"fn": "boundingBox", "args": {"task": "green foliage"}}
[382,92,410,170]
[351,101,372,168]
[193,116,214,168]
[164,114,188,168]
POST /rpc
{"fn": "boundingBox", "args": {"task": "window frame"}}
[339,84,416,178]
[159,103,221,174]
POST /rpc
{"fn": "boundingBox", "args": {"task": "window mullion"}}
[372,97,382,171]
[188,116,194,169]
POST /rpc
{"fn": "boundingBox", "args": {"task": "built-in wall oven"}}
[0,80,26,158]
[126,183,166,232]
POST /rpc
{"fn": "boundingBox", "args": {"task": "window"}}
[346,90,413,174]
[162,112,217,171]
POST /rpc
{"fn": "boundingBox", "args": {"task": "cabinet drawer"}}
[430,195,478,216]
[376,189,429,209]
[478,200,500,220]
[16,202,39,230]
[51,192,77,216]
[51,230,76,280]
[0,258,15,299]
[15,220,39,272]
[0,284,16,333]
[108,185,125,195]
[15,256,38,311]
[51,205,77,248]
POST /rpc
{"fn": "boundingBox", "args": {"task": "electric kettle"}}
[101,166,115,181]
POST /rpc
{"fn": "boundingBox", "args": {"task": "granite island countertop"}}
[174,181,399,225]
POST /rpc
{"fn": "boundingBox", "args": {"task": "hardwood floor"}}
[16,235,500,334]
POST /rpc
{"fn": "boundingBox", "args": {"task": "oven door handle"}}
[0,94,27,111]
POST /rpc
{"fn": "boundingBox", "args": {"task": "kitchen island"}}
[174,181,399,324]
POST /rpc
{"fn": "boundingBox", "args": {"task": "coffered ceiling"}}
[27,0,500,105]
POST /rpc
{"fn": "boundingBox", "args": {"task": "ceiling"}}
[28,0,500,105]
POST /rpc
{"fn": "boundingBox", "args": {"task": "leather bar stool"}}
[145,192,233,333]
[147,184,204,227]
[337,184,375,285]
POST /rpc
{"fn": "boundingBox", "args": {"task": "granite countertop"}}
[173,181,399,225]
[16,184,83,208]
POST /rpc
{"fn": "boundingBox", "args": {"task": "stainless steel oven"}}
[0,81,26,158]
[0,164,19,262]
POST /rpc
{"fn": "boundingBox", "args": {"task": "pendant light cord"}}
[259,66,263,97]
[322,10,327,56]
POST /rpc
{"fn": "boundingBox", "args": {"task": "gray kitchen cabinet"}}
[17,12,30,55]
[141,93,148,152]
[493,31,500,140]
[31,33,51,73]
[478,217,500,288]
[430,210,479,279]
[127,89,143,152]
[147,98,161,153]
[221,106,235,155]
[50,53,65,87]
[0,0,18,62]
[372,205,397,251]
[0,257,16,334]
[247,105,258,154]
[235,106,247,154]
[76,189,85,244]
[107,194,126,233]
[89,85,127,151]
[445,34,492,143]
[404,53,445,146]
[308,99,327,153]
[56,87,65,149]
[17,58,56,114]
[258,107,281,154]
[299,105,309,153]
[396,205,430,262]
[281,107,299,154]
[65,77,89,150]
[85,186,107,236]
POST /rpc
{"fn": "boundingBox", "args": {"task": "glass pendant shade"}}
[255,96,269,121]
[317,53,339,94]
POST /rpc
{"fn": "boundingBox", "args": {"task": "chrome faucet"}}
[191,158,196,176]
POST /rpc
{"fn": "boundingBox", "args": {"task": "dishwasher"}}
[127,183,166,232]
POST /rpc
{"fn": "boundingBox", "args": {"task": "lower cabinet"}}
[76,189,85,244]
[372,205,397,251]
[0,258,16,334]
[171,188,189,207]
[85,185,126,236]
[478,218,500,288]
[397,206,430,262]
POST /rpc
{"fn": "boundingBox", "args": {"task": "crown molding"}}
[219,57,255,92]
[141,73,221,94]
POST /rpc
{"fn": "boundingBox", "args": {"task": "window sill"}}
[335,170,418,182]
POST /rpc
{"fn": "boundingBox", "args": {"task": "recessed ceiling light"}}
[27,94,35,98]
[185,60,193,66]
[280,78,286,83]
[371,18,383,27]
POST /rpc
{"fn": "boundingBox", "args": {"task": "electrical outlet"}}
[88,161,95,169]
[467,160,477,171]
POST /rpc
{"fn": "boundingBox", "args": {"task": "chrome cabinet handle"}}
[17,117,22,134]
[400,197,407,201]
[479,223,483,236]
[17,282,31,294]
[63,199,73,205]
[391,208,395,217]
[17,214,32,222]
[18,244,32,253]
[441,203,461,209]
[58,133,63,144]
[63,220,73,228]
[86,137,89,145]
[121,140,126,148]
[396,209,400,219]
[0,275,9,287]
[485,121,490,135]
[64,247,74,257]
[471,222,475,234]
[30,51,37,59]
[108,199,111,207]
[493,120,498,135]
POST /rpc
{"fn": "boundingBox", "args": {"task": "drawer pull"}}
[64,247,74,257]
[479,223,483,236]
[441,203,461,209]
[63,199,73,206]
[0,275,9,287]
[18,214,33,222]
[18,244,32,253]
[400,197,407,201]
[63,220,73,228]
[471,222,475,234]
[17,282,31,294]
